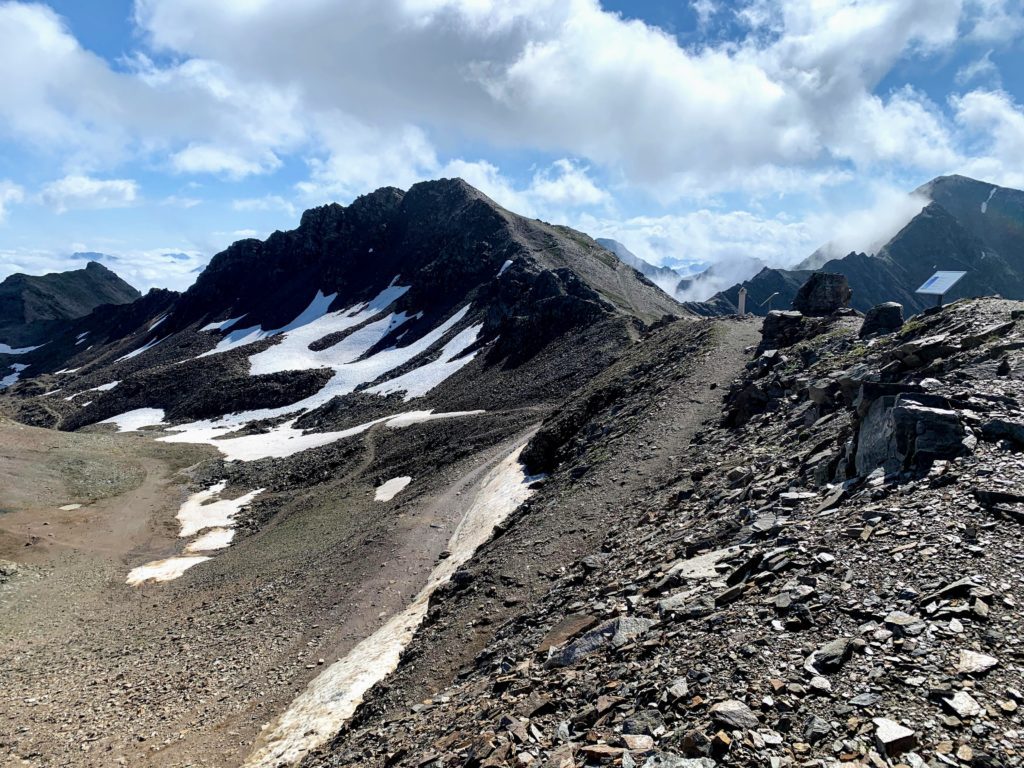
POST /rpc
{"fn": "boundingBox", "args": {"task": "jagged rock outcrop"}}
[791,272,851,316]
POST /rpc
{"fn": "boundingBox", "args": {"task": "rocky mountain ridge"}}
[703,175,1024,316]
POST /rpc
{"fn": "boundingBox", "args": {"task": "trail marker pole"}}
[737,287,747,316]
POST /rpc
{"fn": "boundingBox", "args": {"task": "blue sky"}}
[0,0,1022,296]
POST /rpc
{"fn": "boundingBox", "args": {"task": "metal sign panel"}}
[915,271,967,296]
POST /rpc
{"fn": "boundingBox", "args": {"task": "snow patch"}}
[99,408,166,432]
[75,332,89,345]
[982,187,997,214]
[244,444,540,768]
[126,556,210,585]
[65,380,120,401]
[184,527,235,552]
[200,315,246,333]
[375,476,411,501]
[497,259,513,277]
[127,481,263,585]
[1,363,28,388]
[365,323,483,401]
[177,482,264,537]
[0,343,41,355]
[116,336,164,362]
[148,314,169,331]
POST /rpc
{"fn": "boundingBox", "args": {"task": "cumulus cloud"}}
[232,195,297,218]
[952,88,1024,188]
[40,175,139,213]
[128,0,970,197]
[0,180,24,222]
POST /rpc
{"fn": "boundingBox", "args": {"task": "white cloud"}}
[804,185,931,260]
[0,246,206,291]
[171,144,280,178]
[232,195,297,218]
[0,180,24,222]
[40,175,139,213]
[131,0,969,198]
[966,0,1024,42]
[952,88,1024,188]
[528,160,609,207]
[955,50,1000,87]
[161,195,202,208]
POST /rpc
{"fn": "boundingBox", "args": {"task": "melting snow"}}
[375,476,412,501]
[1,363,28,388]
[116,336,164,362]
[158,409,484,462]
[126,556,211,585]
[497,259,513,277]
[244,444,540,768]
[982,187,997,214]
[184,527,235,552]
[99,408,167,432]
[148,314,169,331]
[200,316,245,332]
[127,481,263,585]
[75,332,89,345]
[177,482,265,537]
[65,380,120,401]
[0,343,41,355]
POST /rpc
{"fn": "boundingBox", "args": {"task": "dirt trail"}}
[307,318,761,764]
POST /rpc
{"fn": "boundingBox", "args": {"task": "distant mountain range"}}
[704,175,1024,315]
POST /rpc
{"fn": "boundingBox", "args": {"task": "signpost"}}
[737,286,747,316]
[915,271,967,307]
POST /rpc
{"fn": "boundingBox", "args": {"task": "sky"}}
[0,0,1022,295]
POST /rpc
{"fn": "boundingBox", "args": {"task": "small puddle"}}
[244,444,540,767]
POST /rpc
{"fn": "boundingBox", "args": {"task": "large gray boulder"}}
[792,273,852,316]
[860,302,904,337]
[855,392,968,475]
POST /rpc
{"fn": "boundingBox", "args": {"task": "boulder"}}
[854,393,967,475]
[543,616,655,668]
[792,273,851,316]
[761,310,804,349]
[860,302,904,337]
